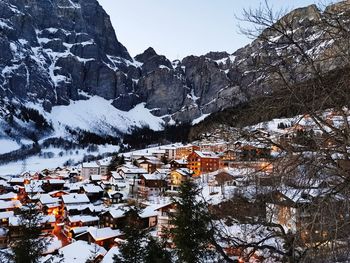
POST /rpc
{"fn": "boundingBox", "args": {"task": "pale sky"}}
[97,0,331,60]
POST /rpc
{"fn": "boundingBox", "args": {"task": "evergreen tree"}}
[144,237,172,263]
[8,204,50,263]
[170,179,212,263]
[108,154,126,173]
[113,207,147,263]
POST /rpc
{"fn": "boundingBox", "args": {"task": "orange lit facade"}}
[187,151,221,177]
[175,145,200,159]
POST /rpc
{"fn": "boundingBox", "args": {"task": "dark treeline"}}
[123,123,191,150]
[66,128,120,145]
[0,143,41,165]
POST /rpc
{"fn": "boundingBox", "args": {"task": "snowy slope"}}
[26,96,164,138]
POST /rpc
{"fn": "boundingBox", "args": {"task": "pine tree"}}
[144,237,172,263]
[9,204,50,263]
[170,179,212,263]
[113,207,147,263]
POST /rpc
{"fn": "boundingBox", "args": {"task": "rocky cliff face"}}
[0,0,247,127]
[0,0,347,140]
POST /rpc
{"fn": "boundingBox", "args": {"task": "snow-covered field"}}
[0,139,21,154]
[27,96,164,138]
[0,144,119,175]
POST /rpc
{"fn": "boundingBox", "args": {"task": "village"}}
[0,111,347,262]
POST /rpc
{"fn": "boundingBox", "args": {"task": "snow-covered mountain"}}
[0,0,348,168]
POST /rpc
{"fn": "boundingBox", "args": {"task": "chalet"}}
[90,174,102,184]
[0,192,18,201]
[0,228,8,248]
[187,151,221,176]
[175,144,200,159]
[80,184,104,202]
[154,202,176,237]
[48,190,69,198]
[138,173,167,199]
[0,200,21,212]
[169,168,193,191]
[105,171,125,191]
[117,165,147,196]
[41,179,65,192]
[169,159,188,170]
[238,144,271,162]
[103,191,123,206]
[101,204,157,229]
[62,193,90,206]
[9,214,55,239]
[75,226,122,249]
[139,205,158,228]
[24,180,45,199]
[101,207,128,229]
[64,215,99,236]
[0,211,14,226]
[137,157,163,174]
[8,178,26,187]
[117,165,147,181]
[199,142,228,153]
[220,149,238,165]
[38,194,60,217]
[265,188,347,243]
[61,193,90,218]
[57,240,106,262]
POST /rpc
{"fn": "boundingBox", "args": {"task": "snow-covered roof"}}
[171,159,188,164]
[9,177,25,183]
[87,227,122,241]
[139,205,159,218]
[82,184,103,193]
[0,200,21,210]
[118,167,147,174]
[101,246,120,263]
[58,240,106,262]
[107,206,129,219]
[91,174,102,181]
[0,192,17,200]
[142,173,166,181]
[62,193,90,204]
[0,211,14,219]
[68,215,99,223]
[111,171,124,180]
[82,161,99,168]
[43,236,62,255]
[65,204,94,212]
[174,168,193,176]
[39,194,60,205]
[46,179,65,184]
[9,214,55,226]
[193,151,219,159]
[71,226,89,234]
[24,181,44,193]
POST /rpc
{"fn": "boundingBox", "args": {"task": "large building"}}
[187,151,221,177]
[175,144,200,159]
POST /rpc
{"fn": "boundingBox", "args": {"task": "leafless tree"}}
[204,1,350,262]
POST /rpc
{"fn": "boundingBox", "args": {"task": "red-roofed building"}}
[187,151,222,176]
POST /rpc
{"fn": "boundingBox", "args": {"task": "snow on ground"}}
[0,144,119,175]
[26,96,164,137]
[0,139,21,154]
[121,143,182,159]
[192,113,211,125]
